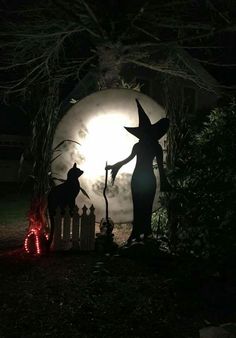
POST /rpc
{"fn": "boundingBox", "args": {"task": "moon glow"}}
[52,89,166,223]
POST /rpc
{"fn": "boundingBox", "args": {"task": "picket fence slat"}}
[53,208,62,250]
[63,208,71,241]
[72,205,80,248]
[51,205,95,251]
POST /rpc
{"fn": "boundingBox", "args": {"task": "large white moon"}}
[52,89,166,223]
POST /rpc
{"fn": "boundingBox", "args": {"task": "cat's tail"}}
[80,187,90,199]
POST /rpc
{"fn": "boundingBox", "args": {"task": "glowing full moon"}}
[52,89,166,223]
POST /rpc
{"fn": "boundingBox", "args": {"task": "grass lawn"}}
[0,184,236,338]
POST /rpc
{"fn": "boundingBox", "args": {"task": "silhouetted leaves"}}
[162,100,236,259]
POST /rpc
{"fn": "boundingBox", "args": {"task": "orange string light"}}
[24,196,49,255]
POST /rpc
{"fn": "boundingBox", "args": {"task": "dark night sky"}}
[0,105,30,135]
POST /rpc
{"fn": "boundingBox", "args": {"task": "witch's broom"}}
[100,161,114,236]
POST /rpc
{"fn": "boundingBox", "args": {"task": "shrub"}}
[157,100,236,260]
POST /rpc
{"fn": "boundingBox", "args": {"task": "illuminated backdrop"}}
[52,89,166,223]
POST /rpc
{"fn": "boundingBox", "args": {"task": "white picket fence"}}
[51,205,96,251]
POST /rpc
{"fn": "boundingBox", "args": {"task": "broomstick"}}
[103,161,112,235]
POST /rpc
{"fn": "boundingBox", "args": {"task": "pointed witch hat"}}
[124,99,169,140]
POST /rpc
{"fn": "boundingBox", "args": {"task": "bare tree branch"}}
[132,24,161,42]
[125,58,218,93]
[193,59,236,67]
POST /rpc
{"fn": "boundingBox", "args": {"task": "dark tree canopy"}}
[0,0,235,100]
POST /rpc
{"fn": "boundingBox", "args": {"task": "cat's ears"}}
[73,163,77,168]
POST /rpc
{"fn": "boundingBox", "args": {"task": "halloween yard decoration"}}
[51,89,166,224]
[23,165,53,256]
[106,99,170,243]
[24,198,49,255]
[95,162,117,253]
[100,162,114,236]
[47,163,89,247]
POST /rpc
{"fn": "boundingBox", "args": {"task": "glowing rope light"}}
[24,228,41,255]
[24,227,49,255]
[23,197,49,255]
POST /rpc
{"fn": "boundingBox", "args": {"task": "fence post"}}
[51,207,62,251]
[80,204,96,251]
[88,205,95,250]
[80,205,88,251]
[63,207,72,250]
[72,205,80,249]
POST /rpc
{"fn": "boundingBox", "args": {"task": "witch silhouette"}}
[106,99,170,243]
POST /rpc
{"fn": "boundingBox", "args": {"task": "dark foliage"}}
[164,100,236,260]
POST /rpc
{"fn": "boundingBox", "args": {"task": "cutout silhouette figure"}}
[47,163,86,246]
[106,99,170,243]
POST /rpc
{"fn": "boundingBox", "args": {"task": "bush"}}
[159,100,236,260]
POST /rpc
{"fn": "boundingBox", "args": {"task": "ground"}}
[0,183,236,338]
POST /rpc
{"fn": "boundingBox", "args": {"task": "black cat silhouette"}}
[47,163,85,246]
